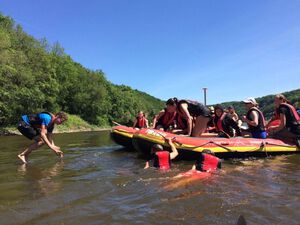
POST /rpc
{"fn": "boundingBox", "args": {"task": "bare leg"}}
[18,140,44,164]
[192,116,210,137]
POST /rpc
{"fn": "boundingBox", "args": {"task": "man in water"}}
[17,111,68,164]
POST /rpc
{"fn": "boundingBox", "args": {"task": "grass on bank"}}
[0,114,110,135]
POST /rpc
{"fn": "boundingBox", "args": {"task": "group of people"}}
[138,93,300,172]
[17,93,300,167]
[134,94,300,146]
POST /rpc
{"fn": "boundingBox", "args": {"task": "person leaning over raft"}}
[241,97,267,139]
[133,111,149,129]
[17,111,68,164]
[152,98,188,134]
[213,104,242,137]
[267,94,300,147]
[176,98,211,137]
[144,138,178,170]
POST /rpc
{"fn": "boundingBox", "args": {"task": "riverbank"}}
[0,114,111,136]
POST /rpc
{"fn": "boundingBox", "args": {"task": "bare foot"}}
[18,154,28,164]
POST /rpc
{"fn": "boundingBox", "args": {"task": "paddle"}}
[112,121,122,126]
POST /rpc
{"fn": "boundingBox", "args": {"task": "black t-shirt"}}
[178,100,211,117]
[277,105,300,134]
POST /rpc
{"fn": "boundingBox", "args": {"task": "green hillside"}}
[0,13,164,127]
[213,89,300,119]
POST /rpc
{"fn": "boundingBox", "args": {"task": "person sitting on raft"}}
[213,104,242,138]
[152,98,188,134]
[144,138,178,170]
[133,111,149,129]
[206,106,216,133]
[241,97,267,139]
[175,98,211,137]
[227,105,239,122]
[267,94,300,147]
[17,111,68,164]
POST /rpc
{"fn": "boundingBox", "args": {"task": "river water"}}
[0,131,299,225]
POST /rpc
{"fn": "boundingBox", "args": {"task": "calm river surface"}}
[0,131,299,225]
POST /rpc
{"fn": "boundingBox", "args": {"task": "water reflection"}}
[0,132,299,225]
[17,161,64,197]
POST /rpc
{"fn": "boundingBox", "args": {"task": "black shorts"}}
[17,120,40,140]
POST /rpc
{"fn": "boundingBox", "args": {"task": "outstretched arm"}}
[166,138,178,160]
[40,126,63,157]
[133,118,137,128]
[179,104,193,136]
[152,110,165,128]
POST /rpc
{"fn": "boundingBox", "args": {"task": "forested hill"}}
[214,89,300,119]
[0,13,164,127]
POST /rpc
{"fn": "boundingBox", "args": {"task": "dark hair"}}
[227,105,234,110]
[166,97,178,106]
[202,149,215,155]
[151,144,164,153]
[214,104,224,112]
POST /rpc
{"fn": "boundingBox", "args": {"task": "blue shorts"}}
[251,130,267,139]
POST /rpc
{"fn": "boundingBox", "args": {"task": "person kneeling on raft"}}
[144,138,178,170]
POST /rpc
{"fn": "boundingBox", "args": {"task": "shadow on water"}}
[0,131,300,225]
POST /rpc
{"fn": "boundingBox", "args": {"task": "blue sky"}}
[1,0,300,104]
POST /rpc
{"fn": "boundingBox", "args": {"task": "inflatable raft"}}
[132,128,300,159]
[110,125,137,149]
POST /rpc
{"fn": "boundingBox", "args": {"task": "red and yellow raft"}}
[110,125,137,149]
[132,128,300,159]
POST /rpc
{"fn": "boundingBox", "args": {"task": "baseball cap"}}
[242,97,257,105]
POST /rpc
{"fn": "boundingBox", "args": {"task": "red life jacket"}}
[162,111,177,128]
[280,103,300,124]
[154,151,170,170]
[196,153,221,172]
[214,113,226,132]
[137,116,147,128]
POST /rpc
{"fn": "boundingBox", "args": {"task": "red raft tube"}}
[132,128,300,160]
[110,125,138,149]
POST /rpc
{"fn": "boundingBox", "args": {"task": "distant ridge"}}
[211,89,300,119]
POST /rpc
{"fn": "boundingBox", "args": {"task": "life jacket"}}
[196,153,221,172]
[161,110,177,130]
[153,151,170,170]
[279,103,300,125]
[27,112,56,129]
[214,113,226,132]
[246,107,266,132]
[176,114,187,129]
[136,116,147,128]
